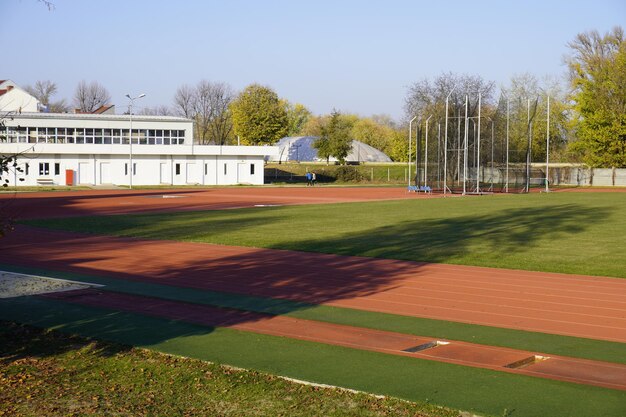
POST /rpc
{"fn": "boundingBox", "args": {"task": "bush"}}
[333,166,364,182]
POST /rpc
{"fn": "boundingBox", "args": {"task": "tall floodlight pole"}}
[126,93,146,189]
[476,92,481,193]
[456,107,461,182]
[463,95,469,195]
[408,116,417,188]
[443,86,456,195]
[424,115,432,186]
[525,98,532,193]
[437,123,441,189]
[506,97,510,193]
[545,94,550,192]
[415,124,419,186]
[488,118,494,191]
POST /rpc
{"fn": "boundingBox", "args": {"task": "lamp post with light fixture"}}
[126,93,145,189]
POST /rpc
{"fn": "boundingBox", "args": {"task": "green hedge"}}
[265,163,409,184]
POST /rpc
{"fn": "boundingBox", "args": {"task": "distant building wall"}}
[3,144,275,187]
[1,113,277,187]
[547,166,626,187]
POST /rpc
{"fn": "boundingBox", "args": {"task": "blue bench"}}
[408,185,432,193]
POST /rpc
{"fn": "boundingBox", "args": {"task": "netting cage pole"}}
[443,87,456,195]
[463,94,469,195]
[545,94,550,192]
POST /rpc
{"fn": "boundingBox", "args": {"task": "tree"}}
[24,80,56,106]
[350,117,396,156]
[301,114,330,137]
[404,73,496,178]
[140,105,173,116]
[387,129,410,162]
[173,84,196,119]
[173,81,235,145]
[497,73,570,163]
[283,101,312,136]
[230,84,288,145]
[24,80,69,113]
[198,81,234,145]
[315,110,352,164]
[405,72,496,123]
[0,112,25,237]
[566,26,626,167]
[73,80,111,113]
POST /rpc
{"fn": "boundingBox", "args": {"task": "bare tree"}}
[24,80,57,106]
[140,105,173,116]
[197,81,234,145]
[405,72,495,122]
[48,98,70,113]
[73,80,111,113]
[173,84,196,118]
[38,0,55,10]
[23,80,70,112]
[173,81,235,145]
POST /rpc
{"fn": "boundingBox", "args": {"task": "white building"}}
[0,83,277,187]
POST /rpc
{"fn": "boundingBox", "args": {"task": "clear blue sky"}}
[2,0,624,120]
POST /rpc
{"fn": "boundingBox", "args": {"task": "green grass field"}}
[2,298,625,417]
[26,192,626,278]
[8,190,626,416]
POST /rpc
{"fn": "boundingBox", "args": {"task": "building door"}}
[100,162,111,184]
[78,162,92,184]
[186,163,196,184]
[237,163,247,183]
[160,163,168,184]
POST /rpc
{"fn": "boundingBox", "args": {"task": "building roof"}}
[9,112,192,123]
[74,104,116,114]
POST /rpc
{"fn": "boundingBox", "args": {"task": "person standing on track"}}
[311,172,317,186]
[305,171,312,186]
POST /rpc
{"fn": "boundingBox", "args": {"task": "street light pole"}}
[126,93,145,189]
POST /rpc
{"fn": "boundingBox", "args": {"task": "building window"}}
[25,163,30,175]
[125,163,128,176]
[66,128,75,143]
[250,164,255,175]
[224,164,227,175]
[175,164,180,175]
[54,163,60,175]
[39,162,50,176]
[133,163,137,176]
[204,164,208,175]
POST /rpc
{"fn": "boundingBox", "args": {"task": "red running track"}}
[2,225,626,343]
[0,187,440,220]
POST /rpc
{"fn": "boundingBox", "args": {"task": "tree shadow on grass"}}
[0,319,129,363]
[282,204,610,265]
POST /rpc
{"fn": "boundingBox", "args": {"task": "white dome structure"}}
[270,136,392,163]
